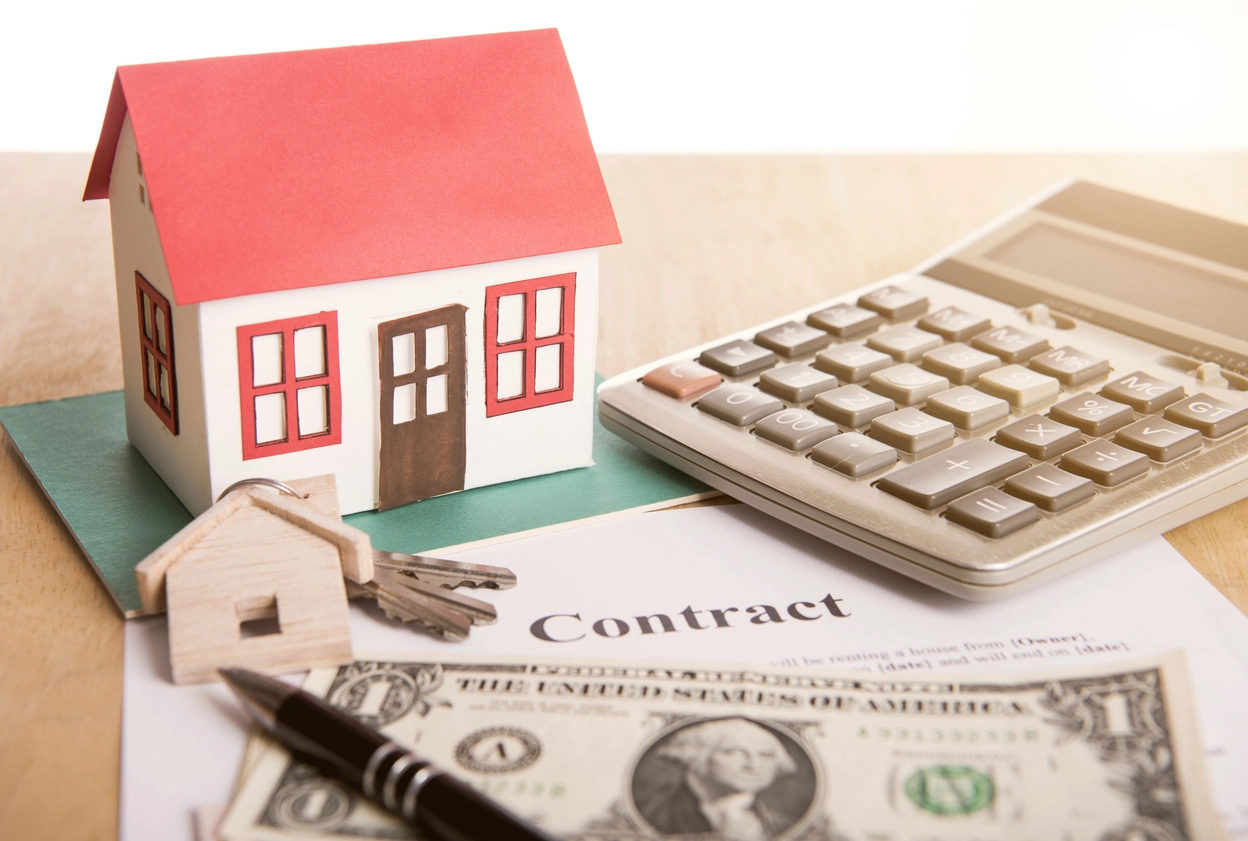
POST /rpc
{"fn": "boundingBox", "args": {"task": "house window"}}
[484,273,576,417]
[135,272,178,434]
[236,312,342,459]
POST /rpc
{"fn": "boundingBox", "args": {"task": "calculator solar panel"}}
[597,181,1248,599]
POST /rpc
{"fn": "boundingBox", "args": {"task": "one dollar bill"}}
[217,651,1223,841]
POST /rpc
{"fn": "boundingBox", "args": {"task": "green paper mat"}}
[0,384,710,617]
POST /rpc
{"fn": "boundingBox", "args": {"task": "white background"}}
[4,0,1247,153]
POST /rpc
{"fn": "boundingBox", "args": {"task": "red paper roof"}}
[84,31,620,306]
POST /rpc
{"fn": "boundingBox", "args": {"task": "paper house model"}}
[83,30,620,515]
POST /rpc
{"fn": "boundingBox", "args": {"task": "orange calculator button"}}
[642,362,722,399]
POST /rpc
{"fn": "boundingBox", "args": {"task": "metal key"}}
[371,548,518,590]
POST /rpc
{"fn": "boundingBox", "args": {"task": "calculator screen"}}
[985,223,1248,342]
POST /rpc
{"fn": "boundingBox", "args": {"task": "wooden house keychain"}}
[133,474,515,684]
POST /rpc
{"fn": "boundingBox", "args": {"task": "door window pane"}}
[254,393,286,443]
[297,386,328,435]
[535,344,562,393]
[392,332,416,377]
[252,334,284,386]
[159,366,171,410]
[141,293,153,340]
[535,287,562,338]
[392,383,417,424]
[146,351,158,396]
[426,374,448,414]
[425,325,448,369]
[496,294,525,344]
[294,326,326,378]
[497,350,524,400]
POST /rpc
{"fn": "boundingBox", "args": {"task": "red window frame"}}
[236,312,342,460]
[135,272,178,434]
[484,273,576,417]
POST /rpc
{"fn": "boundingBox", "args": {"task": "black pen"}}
[220,668,560,841]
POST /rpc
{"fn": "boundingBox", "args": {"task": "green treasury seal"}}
[904,765,995,816]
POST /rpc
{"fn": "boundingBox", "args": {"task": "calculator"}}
[598,180,1248,599]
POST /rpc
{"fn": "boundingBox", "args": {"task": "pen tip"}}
[218,667,297,730]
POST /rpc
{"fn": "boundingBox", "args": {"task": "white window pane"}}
[392,383,417,424]
[252,334,283,386]
[535,287,562,338]
[158,365,171,410]
[426,374,448,414]
[497,351,524,400]
[496,294,525,344]
[392,332,416,377]
[155,310,167,354]
[254,393,286,444]
[293,326,325,378]
[425,325,448,369]
[141,293,153,340]
[297,386,328,436]
[535,344,562,393]
[145,351,157,396]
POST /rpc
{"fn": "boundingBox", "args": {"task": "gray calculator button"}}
[1100,371,1185,413]
[995,414,1082,459]
[1060,441,1149,486]
[977,365,1060,410]
[921,342,1001,385]
[868,364,950,406]
[812,385,895,427]
[1029,347,1111,386]
[866,326,943,363]
[871,408,956,454]
[811,432,897,477]
[877,439,1029,510]
[699,340,777,377]
[696,385,784,426]
[1004,464,1094,512]
[755,409,839,451]
[946,488,1039,538]
[806,303,882,338]
[1114,419,1201,462]
[754,321,833,358]
[1048,393,1134,436]
[924,386,1010,430]
[1165,393,1248,438]
[857,285,928,320]
[972,326,1051,363]
[813,344,893,383]
[758,364,839,403]
[917,307,992,342]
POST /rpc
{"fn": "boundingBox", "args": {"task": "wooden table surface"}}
[2,152,1246,839]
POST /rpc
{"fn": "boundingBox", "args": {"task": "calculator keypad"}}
[858,286,928,320]
[972,326,1050,363]
[811,433,897,477]
[1048,393,1133,436]
[814,345,893,383]
[696,385,783,426]
[871,408,956,454]
[754,321,833,358]
[1165,394,1248,438]
[977,365,1061,410]
[917,307,992,342]
[1003,464,1094,512]
[995,415,1082,459]
[921,343,1001,385]
[758,364,839,403]
[755,409,840,451]
[1028,346,1111,386]
[699,340,777,376]
[1060,442,1150,487]
[1114,418,1201,462]
[877,439,1028,510]
[642,361,722,399]
[1100,371,1185,413]
[806,304,882,338]
[868,364,949,406]
[867,326,943,363]
[924,386,1010,431]
[945,488,1039,537]
[813,385,895,428]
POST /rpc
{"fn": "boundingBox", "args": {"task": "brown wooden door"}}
[377,305,467,510]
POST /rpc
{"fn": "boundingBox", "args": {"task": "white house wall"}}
[197,249,599,516]
[109,116,214,513]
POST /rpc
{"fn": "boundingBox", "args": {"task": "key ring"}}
[216,477,309,503]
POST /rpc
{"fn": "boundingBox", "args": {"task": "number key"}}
[867,325,943,363]
[868,364,950,406]
[977,365,1060,410]
[754,409,839,450]
[871,408,956,454]
[922,342,1001,385]
[696,385,783,426]
[814,344,893,383]
[812,385,895,427]
[924,386,1010,431]
[758,364,839,403]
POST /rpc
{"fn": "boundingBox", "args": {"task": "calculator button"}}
[921,342,1001,385]
[642,361,722,399]
[877,439,1029,510]
[699,340,777,377]
[754,321,833,358]
[813,344,893,383]
[857,285,928,320]
[995,415,1083,459]
[755,409,840,451]
[972,326,1051,363]
[811,433,897,477]
[976,365,1061,409]
[1003,464,1094,512]
[924,387,1010,431]
[870,408,956,454]
[866,326,943,363]
[1060,442,1150,487]
[1099,372,1186,413]
[1028,347,1111,386]
[696,385,784,426]
[812,385,895,427]
[917,307,992,342]
[806,303,882,338]
[1165,394,1248,438]
[758,364,839,403]
[1048,393,1134,436]
[1114,419,1201,462]
[946,488,1039,538]
[868,364,951,407]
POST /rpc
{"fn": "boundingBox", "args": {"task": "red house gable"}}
[84,30,620,306]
